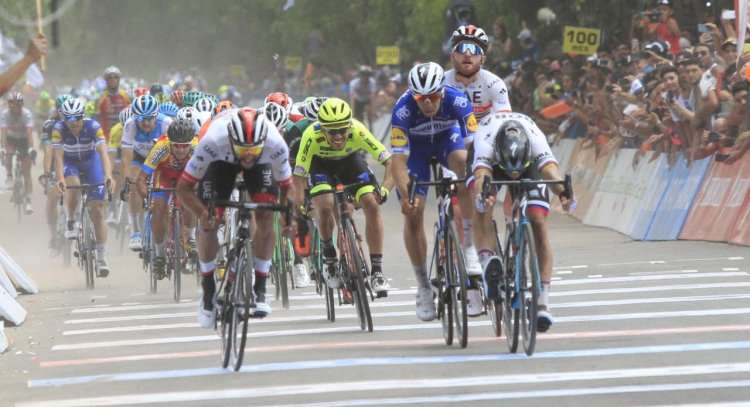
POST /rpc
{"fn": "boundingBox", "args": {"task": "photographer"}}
[645,0,681,55]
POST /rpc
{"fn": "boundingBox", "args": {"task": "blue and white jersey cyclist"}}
[120,95,172,251]
[390,62,481,322]
[52,98,114,276]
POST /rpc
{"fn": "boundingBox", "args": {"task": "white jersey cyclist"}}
[121,114,172,159]
[182,112,291,184]
[444,69,512,119]
[472,111,556,175]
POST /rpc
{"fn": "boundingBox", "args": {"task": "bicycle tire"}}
[343,219,372,332]
[231,241,253,371]
[487,220,503,337]
[82,213,95,289]
[279,238,290,310]
[520,222,540,356]
[219,281,233,369]
[503,230,520,354]
[448,222,468,348]
[172,213,182,303]
[144,213,157,294]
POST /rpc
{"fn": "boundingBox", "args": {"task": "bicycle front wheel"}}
[230,242,253,371]
[344,219,372,332]
[447,223,468,348]
[81,213,95,289]
[503,236,520,353]
[520,222,540,356]
[172,215,183,303]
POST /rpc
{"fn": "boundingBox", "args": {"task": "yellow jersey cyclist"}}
[135,118,197,279]
[291,98,394,296]
[105,106,130,225]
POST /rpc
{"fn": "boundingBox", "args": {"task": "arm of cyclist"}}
[355,120,393,202]
[93,125,113,190]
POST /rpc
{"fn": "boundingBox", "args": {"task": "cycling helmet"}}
[170,89,184,106]
[183,90,203,107]
[408,62,445,96]
[159,101,179,118]
[450,25,490,51]
[55,94,72,110]
[103,66,121,78]
[133,87,149,97]
[60,98,85,118]
[214,100,234,115]
[302,96,327,120]
[494,120,531,176]
[39,90,50,100]
[227,107,269,147]
[317,97,352,129]
[119,107,132,124]
[149,84,164,96]
[131,95,159,118]
[263,101,289,129]
[264,92,292,112]
[7,92,23,103]
[194,96,217,114]
[167,118,195,144]
[176,106,196,122]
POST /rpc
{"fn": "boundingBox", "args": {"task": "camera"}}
[708,131,721,142]
[666,90,676,103]
[641,10,661,23]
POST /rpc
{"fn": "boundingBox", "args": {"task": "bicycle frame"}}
[64,183,107,289]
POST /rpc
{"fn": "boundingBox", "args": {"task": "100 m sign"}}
[562,26,601,56]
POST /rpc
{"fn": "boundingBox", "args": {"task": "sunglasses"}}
[232,143,263,158]
[171,142,192,149]
[64,115,84,123]
[323,127,349,137]
[453,42,484,56]
[413,91,443,103]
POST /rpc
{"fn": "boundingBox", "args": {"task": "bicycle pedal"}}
[376,291,388,299]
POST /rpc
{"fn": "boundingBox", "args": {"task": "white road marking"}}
[60,294,750,337]
[52,308,750,351]
[554,271,748,286]
[556,270,573,275]
[723,268,740,272]
[587,275,603,278]
[23,358,750,395]
[596,256,746,267]
[729,257,745,261]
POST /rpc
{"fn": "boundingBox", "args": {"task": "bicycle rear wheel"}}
[344,219,372,332]
[448,223,468,348]
[520,223,540,356]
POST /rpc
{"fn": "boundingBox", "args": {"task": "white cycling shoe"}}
[416,286,436,322]
[293,263,312,288]
[464,245,482,277]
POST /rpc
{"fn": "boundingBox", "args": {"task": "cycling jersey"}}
[97,89,131,139]
[390,85,478,152]
[283,117,313,163]
[107,122,123,152]
[293,118,391,178]
[0,108,33,140]
[141,134,196,178]
[444,69,512,118]
[121,114,172,159]
[181,113,291,186]
[41,119,57,145]
[51,119,106,162]
[472,112,556,174]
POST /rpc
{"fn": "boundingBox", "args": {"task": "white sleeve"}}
[489,76,512,113]
[471,121,497,172]
[24,110,33,128]
[526,119,556,170]
[121,119,135,149]
[264,129,292,182]
[183,137,217,182]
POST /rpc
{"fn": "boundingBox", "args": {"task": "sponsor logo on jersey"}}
[453,96,469,109]
[300,138,313,161]
[271,148,286,161]
[466,114,478,133]
[395,105,410,121]
[391,127,407,147]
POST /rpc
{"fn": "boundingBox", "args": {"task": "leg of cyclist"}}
[311,189,338,288]
[528,205,553,332]
[46,185,59,250]
[84,150,112,276]
[106,150,121,225]
[127,163,144,251]
[63,174,81,239]
[470,168,503,305]
[358,190,389,294]
[21,153,33,213]
[447,149,481,277]
[150,196,169,279]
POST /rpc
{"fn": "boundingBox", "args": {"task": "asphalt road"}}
[1,180,750,407]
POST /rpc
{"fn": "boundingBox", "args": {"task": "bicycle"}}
[271,211,294,309]
[207,197,289,371]
[150,187,189,303]
[65,183,110,290]
[298,213,333,322]
[408,162,469,348]
[40,173,72,265]
[329,181,377,332]
[7,151,25,222]
[481,175,572,356]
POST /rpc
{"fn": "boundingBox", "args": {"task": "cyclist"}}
[34,90,55,129]
[291,98,393,296]
[39,94,70,250]
[105,107,131,225]
[52,98,114,276]
[170,89,185,108]
[445,24,513,316]
[349,65,376,127]
[1,91,36,214]
[176,107,295,327]
[136,118,197,279]
[471,112,572,332]
[96,66,131,143]
[390,62,479,322]
[266,92,304,122]
[121,95,173,251]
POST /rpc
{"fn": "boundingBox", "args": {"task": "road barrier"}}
[551,141,748,247]
[0,283,26,326]
[0,246,38,294]
[0,321,6,353]
[0,266,17,298]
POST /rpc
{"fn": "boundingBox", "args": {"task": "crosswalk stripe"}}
[24,359,750,397]
[39,324,750,368]
[60,293,750,336]
[51,308,750,351]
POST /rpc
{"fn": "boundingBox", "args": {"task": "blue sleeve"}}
[448,89,476,140]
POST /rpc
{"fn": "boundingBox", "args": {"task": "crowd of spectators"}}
[499,0,750,167]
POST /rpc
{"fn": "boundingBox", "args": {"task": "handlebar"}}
[407,174,467,206]
[480,174,574,202]
[207,199,291,226]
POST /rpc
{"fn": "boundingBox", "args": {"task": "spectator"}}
[486,18,512,75]
[647,0,681,55]
[349,65,376,127]
[0,34,47,97]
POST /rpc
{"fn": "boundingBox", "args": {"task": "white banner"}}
[738,0,748,61]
